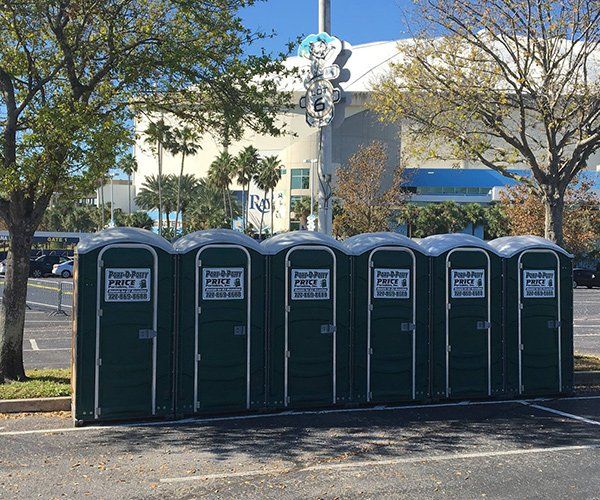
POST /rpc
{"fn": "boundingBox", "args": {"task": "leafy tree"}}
[118,155,138,217]
[208,152,236,219]
[371,0,600,246]
[143,120,172,234]
[0,0,292,382]
[124,211,154,231]
[499,181,600,257]
[333,142,408,238]
[254,155,283,236]
[163,126,201,234]
[235,146,261,230]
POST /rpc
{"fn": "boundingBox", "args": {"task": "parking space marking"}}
[574,333,600,337]
[523,402,600,426]
[160,444,599,484]
[24,347,70,352]
[29,339,39,351]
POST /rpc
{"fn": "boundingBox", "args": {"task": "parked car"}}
[573,268,600,288]
[52,259,74,278]
[29,254,68,278]
[0,260,5,275]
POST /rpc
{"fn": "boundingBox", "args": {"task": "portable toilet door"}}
[421,234,502,400]
[73,228,175,422]
[174,230,265,414]
[345,233,429,404]
[490,236,573,396]
[263,232,351,409]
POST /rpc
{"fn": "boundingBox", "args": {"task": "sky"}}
[240,0,415,56]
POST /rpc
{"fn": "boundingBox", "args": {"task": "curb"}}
[0,396,71,414]
[574,371,600,385]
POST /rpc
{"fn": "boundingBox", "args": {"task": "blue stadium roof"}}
[402,168,600,189]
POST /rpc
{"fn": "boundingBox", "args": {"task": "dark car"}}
[29,254,68,278]
[573,268,600,288]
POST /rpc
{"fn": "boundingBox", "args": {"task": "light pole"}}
[303,159,318,229]
[109,174,115,228]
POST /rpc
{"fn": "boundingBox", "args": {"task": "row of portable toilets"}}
[72,228,573,424]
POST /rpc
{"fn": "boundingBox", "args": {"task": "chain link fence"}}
[0,278,73,316]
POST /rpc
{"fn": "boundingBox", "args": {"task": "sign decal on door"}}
[105,268,151,302]
[523,269,555,298]
[451,269,485,298]
[291,269,330,300]
[373,268,410,299]
[202,268,244,300]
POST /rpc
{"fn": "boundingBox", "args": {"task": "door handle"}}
[476,321,491,330]
[547,320,561,329]
[320,324,336,334]
[234,325,247,336]
[401,322,416,332]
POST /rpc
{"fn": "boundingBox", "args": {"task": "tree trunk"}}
[270,189,274,237]
[0,229,33,382]
[258,190,267,238]
[544,191,565,246]
[157,142,163,235]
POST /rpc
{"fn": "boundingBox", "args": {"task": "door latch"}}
[401,322,416,332]
[476,321,491,330]
[138,329,157,339]
[320,324,336,334]
[234,325,247,336]
[547,320,562,329]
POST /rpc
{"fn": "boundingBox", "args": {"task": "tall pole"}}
[318,0,333,235]
[109,175,115,227]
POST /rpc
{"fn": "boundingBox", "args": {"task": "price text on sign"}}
[291,269,330,300]
[373,268,410,299]
[202,268,244,300]
[523,269,555,298]
[451,269,485,298]
[105,268,151,302]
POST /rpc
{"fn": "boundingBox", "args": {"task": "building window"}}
[291,168,310,190]
[289,195,304,230]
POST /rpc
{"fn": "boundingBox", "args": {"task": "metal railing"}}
[0,278,73,316]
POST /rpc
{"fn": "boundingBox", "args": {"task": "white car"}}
[52,259,74,278]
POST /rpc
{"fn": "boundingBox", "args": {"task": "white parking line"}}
[24,347,70,352]
[29,339,39,351]
[2,395,599,438]
[524,402,600,426]
[160,444,599,483]
[574,333,600,337]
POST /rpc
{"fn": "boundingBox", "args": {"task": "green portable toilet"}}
[174,229,266,415]
[262,232,351,409]
[345,233,429,404]
[420,234,503,400]
[489,236,573,396]
[72,228,175,423]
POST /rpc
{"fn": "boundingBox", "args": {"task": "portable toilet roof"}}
[419,233,501,257]
[488,235,573,258]
[173,229,262,254]
[261,231,347,255]
[344,232,425,255]
[76,227,174,254]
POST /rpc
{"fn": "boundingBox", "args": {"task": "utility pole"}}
[318,0,333,236]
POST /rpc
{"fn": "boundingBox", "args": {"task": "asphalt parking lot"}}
[0,395,599,498]
[17,283,600,370]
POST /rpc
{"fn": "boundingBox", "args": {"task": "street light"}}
[303,159,318,230]
[108,174,115,228]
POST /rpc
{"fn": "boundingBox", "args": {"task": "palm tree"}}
[208,151,235,219]
[176,174,200,232]
[136,174,177,231]
[254,155,283,237]
[187,179,239,231]
[292,196,313,230]
[234,146,260,230]
[118,154,138,220]
[163,126,200,234]
[144,119,171,235]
